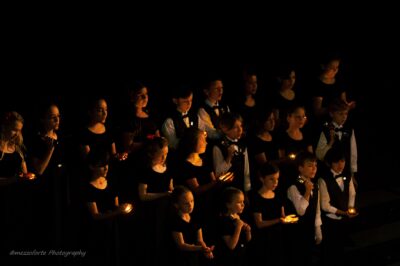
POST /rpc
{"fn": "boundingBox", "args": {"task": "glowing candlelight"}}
[288,153,296,160]
[283,214,299,223]
[124,203,133,213]
[26,173,36,180]
[348,207,356,214]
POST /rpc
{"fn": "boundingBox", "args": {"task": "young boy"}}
[318,147,357,266]
[213,113,250,194]
[286,151,322,266]
[315,99,357,182]
[162,87,197,151]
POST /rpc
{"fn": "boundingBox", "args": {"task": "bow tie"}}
[334,127,344,132]
[181,113,189,119]
[334,174,346,180]
[213,105,220,110]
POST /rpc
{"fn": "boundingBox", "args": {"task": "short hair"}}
[296,151,317,167]
[325,147,346,165]
[219,112,242,130]
[259,162,279,177]
[328,99,349,113]
[172,86,193,99]
[220,187,243,214]
[171,185,191,205]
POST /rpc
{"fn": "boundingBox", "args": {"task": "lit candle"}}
[348,207,356,214]
[26,173,36,180]
[288,153,296,160]
[124,204,133,213]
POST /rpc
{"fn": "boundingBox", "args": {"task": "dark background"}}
[2,18,399,190]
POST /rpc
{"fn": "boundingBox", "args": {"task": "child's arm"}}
[213,145,233,176]
[87,199,129,220]
[315,190,323,244]
[253,212,281,229]
[222,218,244,250]
[162,118,179,150]
[287,184,311,216]
[350,129,358,175]
[171,231,204,252]
[138,183,170,201]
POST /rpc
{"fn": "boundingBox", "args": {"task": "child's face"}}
[245,75,258,95]
[281,71,296,90]
[330,110,348,126]
[6,121,23,141]
[331,159,346,174]
[206,80,223,102]
[299,160,317,179]
[222,120,243,140]
[177,191,194,214]
[175,94,193,113]
[323,59,340,79]
[91,99,108,124]
[260,172,279,191]
[91,164,109,178]
[227,192,245,214]
[134,87,149,108]
[44,105,61,131]
[263,113,276,132]
[153,146,168,166]
[195,131,207,154]
[287,108,307,128]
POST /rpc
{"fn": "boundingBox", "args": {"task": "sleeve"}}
[315,190,322,227]
[287,185,310,216]
[243,148,251,192]
[213,145,231,177]
[198,108,221,140]
[318,178,338,214]
[348,178,356,207]
[315,132,330,161]
[350,129,358,174]
[162,118,179,150]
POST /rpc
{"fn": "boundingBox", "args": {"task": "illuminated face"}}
[153,146,168,166]
[135,87,149,108]
[206,80,223,102]
[264,113,276,132]
[92,99,108,124]
[8,121,23,141]
[282,71,296,90]
[177,191,195,214]
[45,105,60,131]
[245,75,258,95]
[261,172,279,191]
[331,159,346,174]
[195,131,207,154]
[227,192,245,214]
[223,120,243,140]
[331,110,348,126]
[175,93,193,113]
[323,59,340,79]
[299,160,318,179]
[288,107,307,128]
[92,164,109,178]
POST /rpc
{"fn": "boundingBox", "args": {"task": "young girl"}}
[137,137,173,266]
[216,187,251,266]
[84,152,133,265]
[169,185,214,266]
[249,162,291,266]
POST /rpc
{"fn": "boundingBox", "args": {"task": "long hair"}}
[0,111,26,160]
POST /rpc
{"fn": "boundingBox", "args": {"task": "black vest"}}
[216,137,246,192]
[293,178,319,230]
[201,102,229,129]
[321,170,350,214]
[170,110,198,138]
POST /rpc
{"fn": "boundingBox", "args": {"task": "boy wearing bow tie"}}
[318,147,357,265]
[316,99,357,185]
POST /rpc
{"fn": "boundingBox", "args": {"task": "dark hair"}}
[259,162,279,177]
[325,147,346,165]
[143,137,168,166]
[172,86,193,99]
[254,108,275,134]
[296,151,317,168]
[87,151,110,168]
[177,127,204,160]
[220,187,243,214]
[171,185,191,205]
[219,112,242,130]
[328,99,349,113]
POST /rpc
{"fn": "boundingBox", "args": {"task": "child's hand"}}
[202,245,214,259]
[242,222,251,232]
[120,203,134,214]
[304,179,314,191]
